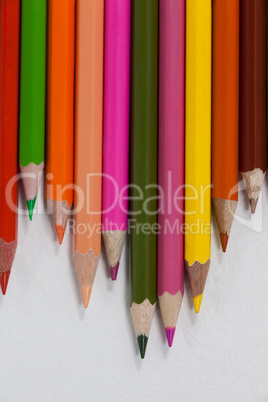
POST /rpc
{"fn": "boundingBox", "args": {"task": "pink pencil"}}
[158,0,185,347]
[102,0,131,281]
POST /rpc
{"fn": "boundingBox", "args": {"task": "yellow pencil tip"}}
[81,286,92,308]
[193,294,203,313]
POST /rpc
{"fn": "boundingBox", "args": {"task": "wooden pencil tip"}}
[55,224,65,245]
[193,294,203,313]
[165,327,176,347]
[137,335,148,359]
[81,286,91,308]
[220,232,229,253]
[27,197,36,221]
[250,198,258,214]
[110,263,119,281]
[1,271,11,295]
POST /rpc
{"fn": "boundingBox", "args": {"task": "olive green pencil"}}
[130,0,158,359]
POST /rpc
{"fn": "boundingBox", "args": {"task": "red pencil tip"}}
[220,233,229,253]
[250,198,258,214]
[55,224,65,245]
[165,327,176,347]
[110,263,119,281]
[1,271,11,295]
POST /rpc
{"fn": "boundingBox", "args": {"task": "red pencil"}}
[0,0,20,294]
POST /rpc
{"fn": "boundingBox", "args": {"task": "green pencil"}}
[19,0,47,220]
[130,0,158,359]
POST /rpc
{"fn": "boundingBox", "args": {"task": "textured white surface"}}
[1,176,268,401]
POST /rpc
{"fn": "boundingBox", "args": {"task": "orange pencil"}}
[212,0,239,252]
[46,0,75,244]
[74,0,104,308]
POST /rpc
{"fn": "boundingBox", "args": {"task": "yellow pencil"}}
[185,0,211,313]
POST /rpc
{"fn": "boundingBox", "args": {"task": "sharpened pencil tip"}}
[110,263,119,281]
[1,271,11,295]
[193,294,203,313]
[220,232,229,253]
[137,335,148,359]
[81,286,91,308]
[165,327,176,347]
[55,224,65,245]
[250,198,258,214]
[27,197,36,221]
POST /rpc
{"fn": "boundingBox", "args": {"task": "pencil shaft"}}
[212,0,239,202]
[102,0,131,231]
[158,0,185,299]
[240,0,267,174]
[46,0,75,208]
[185,0,211,265]
[130,0,158,306]
[19,0,47,167]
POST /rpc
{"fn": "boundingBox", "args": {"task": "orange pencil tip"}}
[250,198,258,214]
[55,224,65,245]
[220,233,229,253]
[1,271,11,295]
[81,286,92,308]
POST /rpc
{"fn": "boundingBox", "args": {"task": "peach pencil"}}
[74,0,104,308]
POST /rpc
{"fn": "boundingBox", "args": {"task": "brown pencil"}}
[240,0,267,213]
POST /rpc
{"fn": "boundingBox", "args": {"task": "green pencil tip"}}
[137,335,148,359]
[27,197,36,221]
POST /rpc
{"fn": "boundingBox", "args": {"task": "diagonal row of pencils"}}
[0,0,267,359]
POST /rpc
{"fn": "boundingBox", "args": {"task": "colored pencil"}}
[0,0,20,294]
[130,0,158,359]
[212,0,239,252]
[46,0,75,244]
[102,0,131,281]
[240,0,267,214]
[19,0,47,220]
[185,0,211,314]
[74,0,104,308]
[158,0,185,347]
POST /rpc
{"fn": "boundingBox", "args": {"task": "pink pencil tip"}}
[110,263,119,281]
[165,327,176,347]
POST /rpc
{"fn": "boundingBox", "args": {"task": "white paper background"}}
[0,176,268,402]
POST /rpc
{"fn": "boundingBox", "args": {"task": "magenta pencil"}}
[158,0,185,347]
[102,0,131,281]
